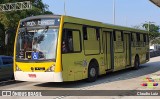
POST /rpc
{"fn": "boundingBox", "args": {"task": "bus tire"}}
[87,62,98,82]
[133,56,140,70]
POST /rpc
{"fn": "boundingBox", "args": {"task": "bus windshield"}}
[16,27,58,61]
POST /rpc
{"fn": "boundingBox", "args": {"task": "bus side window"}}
[83,26,87,40]
[131,33,133,41]
[136,33,140,42]
[114,30,124,52]
[143,34,146,42]
[140,34,143,41]
[136,33,141,46]
[87,27,97,40]
[113,31,116,41]
[132,33,136,41]
[148,35,149,43]
[115,31,122,41]
[62,29,81,53]
[83,27,100,41]
[146,34,149,44]
[96,28,100,40]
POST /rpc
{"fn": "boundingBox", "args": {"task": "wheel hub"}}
[90,68,96,77]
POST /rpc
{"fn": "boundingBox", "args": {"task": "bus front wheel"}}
[87,62,98,82]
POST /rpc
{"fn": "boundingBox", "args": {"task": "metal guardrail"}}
[150,51,160,58]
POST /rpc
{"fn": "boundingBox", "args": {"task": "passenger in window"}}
[68,37,73,51]
[62,41,68,53]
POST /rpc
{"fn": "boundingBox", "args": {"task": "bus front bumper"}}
[14,71,63,82]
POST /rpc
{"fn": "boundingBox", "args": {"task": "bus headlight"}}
[16,65,22,71]
[46,65,55,72]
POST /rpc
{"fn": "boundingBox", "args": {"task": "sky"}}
[42,0,160,28]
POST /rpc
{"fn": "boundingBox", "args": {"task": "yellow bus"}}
[14,15,149,82]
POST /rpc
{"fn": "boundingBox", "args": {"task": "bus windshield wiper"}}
[36,26,49,43]
[42,26,49,34]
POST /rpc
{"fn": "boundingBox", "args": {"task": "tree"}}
[142,23,160,44]
[0,23,5,54]
[0,0,53,55]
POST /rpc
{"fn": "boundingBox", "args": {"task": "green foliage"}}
[0,0,53,29]
[142,23,160,44]
[142,23,159,32]
[0,0,53,55]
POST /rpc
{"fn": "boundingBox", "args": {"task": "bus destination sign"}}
[20,18,60,27]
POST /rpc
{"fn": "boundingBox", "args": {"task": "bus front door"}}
[103,31,112,71]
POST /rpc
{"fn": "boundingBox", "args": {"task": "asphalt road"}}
[0,56,160,99]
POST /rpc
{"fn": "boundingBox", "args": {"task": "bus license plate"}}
[28,74,36,78]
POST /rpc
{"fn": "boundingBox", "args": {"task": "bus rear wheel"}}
[87,62,98,82]
[133,56,140,70]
